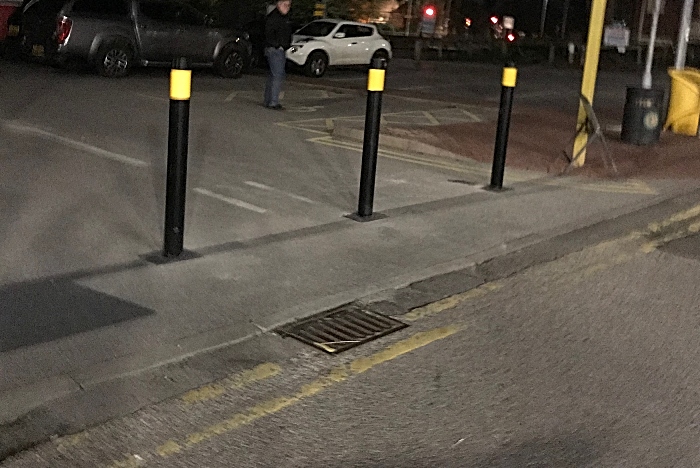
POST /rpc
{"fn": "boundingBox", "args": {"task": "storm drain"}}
[277,305,408,354]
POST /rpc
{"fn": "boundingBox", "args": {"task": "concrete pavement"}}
[1,57,698,460]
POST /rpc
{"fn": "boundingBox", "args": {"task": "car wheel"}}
[370,49,390,66]
[96,40,132,78]
[304,51,327,78]
[216,45,245,78]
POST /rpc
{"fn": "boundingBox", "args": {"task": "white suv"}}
[286,19,391,77]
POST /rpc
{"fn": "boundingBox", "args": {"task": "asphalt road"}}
[3,188,700,467]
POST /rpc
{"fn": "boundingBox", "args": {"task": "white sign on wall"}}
[604,24,630,52]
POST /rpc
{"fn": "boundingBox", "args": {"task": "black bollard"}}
[355,57,387,219]
[163,57,191,257]
[489,62,517,190]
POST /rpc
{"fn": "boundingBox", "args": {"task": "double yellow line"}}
[107,326,461,466]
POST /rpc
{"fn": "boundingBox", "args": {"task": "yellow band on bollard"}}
[501,67,517,87]
[170,69,192,100]
[367,69,386,92]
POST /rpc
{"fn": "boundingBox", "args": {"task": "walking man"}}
[264,0,292,110]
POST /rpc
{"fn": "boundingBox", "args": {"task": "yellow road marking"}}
[110,455,146,468]
[404,204,700,323]
[641,219,700,252]
[156,440,181,457]
[647,204,700,233]
[404,282,503,322]
[641,203,700,252]
[56,432,87,447]
[112,326,460,466]
[180,363,282,404]
[578,253,634,278]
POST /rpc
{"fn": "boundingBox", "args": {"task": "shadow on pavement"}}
[0,279,153,352]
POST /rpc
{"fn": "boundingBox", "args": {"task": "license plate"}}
[8,25,19,36]
[31,44,44,56]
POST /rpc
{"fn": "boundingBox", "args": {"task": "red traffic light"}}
[490,15,499,24]
[424,5,436,17]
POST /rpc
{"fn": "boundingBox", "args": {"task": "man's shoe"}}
[267,104,285,110]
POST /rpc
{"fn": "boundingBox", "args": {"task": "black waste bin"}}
[621,87,664,145]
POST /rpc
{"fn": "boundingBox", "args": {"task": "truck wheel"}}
[95,40,132,78]
[216,45,245,78]
[304,51,327,77]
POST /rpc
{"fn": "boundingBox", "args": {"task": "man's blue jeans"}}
[264,47,286,107]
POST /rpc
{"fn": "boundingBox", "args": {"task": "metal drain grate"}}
[277,305,408,354]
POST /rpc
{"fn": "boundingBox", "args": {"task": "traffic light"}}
[420,4,437,35]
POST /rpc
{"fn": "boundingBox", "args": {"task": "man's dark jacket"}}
[265,8,292,49]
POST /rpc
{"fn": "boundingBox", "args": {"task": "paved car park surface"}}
[0,55,694,462]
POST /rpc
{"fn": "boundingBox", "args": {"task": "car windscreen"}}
[295,21,335,37]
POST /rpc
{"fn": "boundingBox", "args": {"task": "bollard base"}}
[483,185,513,193]
[345,212,388,223]
[142,249,201,265]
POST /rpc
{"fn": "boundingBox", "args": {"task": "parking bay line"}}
[308,135,650,195]
[243,181,316,204]
[308,135,495,179]
[193,187,267,213]
[1,121,149,168]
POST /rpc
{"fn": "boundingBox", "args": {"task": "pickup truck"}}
[52,0,252,78]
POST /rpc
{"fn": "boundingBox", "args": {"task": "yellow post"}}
[572,0,608,166]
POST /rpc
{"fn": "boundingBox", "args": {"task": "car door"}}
[136,0,180,62]
[168,3,215,63]
[349,24,374,64]
[330,24,360,65]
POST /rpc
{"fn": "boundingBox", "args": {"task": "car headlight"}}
[289,45,303,53]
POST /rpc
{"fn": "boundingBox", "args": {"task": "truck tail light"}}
[56,16,72,45]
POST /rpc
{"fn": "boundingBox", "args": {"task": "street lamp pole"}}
[675,0,695,69]
[444,0,453,35]
[642,0,662,89]
[561,0,570,37]
[540,0,549,36]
